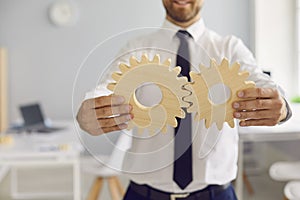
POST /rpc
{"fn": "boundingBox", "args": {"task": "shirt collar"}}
[162,18,206,41]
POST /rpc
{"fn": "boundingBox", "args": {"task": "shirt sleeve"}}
[83,40,138,101]
[81,42,136,151]
[227,36,292,122]
[227,36,285,95]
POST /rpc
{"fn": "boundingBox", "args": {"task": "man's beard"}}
[165,5,200,23]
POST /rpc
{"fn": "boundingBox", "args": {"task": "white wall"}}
[254,0,300,162]
[0,0,252,122]
[254,0,297,97]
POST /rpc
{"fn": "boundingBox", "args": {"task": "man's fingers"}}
[95,104,132,118]
[77,95,131,135]
[85,95,125,109]
[94,95,125,108]
[89,123,128,135]
[233,99,273,111]
[239,119,278,127]
[237,88,279,99]
[98,114,133,128]
[234,109,281,120]
[102,123,128,133]
[232,99,282,111]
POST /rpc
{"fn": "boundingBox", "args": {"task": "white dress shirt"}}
[84,19,284,193]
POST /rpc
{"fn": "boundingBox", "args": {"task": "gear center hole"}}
[208,83,231,105]
[134,82,163,107]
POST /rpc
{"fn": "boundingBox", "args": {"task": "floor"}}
[0,166,130,200]
[0,142,292,200]
[0,168,287,200]
[243,173,286,200]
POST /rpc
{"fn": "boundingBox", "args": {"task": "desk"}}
[236,117,300,200]
[0,121,83,200]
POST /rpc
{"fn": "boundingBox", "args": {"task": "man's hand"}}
[76,95,133,135]
[232,88,287,126]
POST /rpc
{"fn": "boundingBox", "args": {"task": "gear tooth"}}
[239,73,250,81]
[216,122,223,130]
[161,126,168,133]
[107,83,116,91]
[163,58,171,66]
[205,119,211,129]
[210,59,218,68]
[182,98,191,106]
[180,100,190,109]
[178,109,186,118]
[189,71,195,79]
[179,76,188,83]
[231,62,241,73]
[239,71,250,78]
[138,128,144,134]
[199,64,206,72]
[152,54,160,64]
[119,63,130,73]
[187,105,196,113]
[127,122,134,130]
[178,94,187,104]
[189,71,199,81]
[183,84,193,94]
[183,82,192,90]
[194,112,200,120]
[221,58,229,66]
[169,118,177,127]
[220,58,229,71]
[182,87,192,97]
[187,104,198,113]
[173,66,181,75]
[228,120,235,128]
[112,72,122,81]
[130,56,139,67]
[140,54,149,64]
[187,107,192,113]
[148,127,156,135]
[176,76,188,85]
[245,81,255,88]
[182,92,191,103]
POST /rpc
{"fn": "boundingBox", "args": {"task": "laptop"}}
[19,103,64,133]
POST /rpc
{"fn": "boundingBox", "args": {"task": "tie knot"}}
[176,30,192,40]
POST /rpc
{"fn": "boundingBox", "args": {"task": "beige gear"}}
[185,58,255,130]
[107,54,190,134]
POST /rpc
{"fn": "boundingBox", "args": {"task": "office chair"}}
[83,133,132,200]
[84,156,125,200]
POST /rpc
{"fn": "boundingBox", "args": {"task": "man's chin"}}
[171,15,193,23]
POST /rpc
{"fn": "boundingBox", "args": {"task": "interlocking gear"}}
[185,58,255,130]
[107,54,190,134]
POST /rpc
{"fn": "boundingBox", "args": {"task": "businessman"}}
[77,0,291,199]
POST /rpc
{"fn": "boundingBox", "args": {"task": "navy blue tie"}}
[173,30,193,190]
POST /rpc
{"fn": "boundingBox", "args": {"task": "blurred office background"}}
[0,0,299,200]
